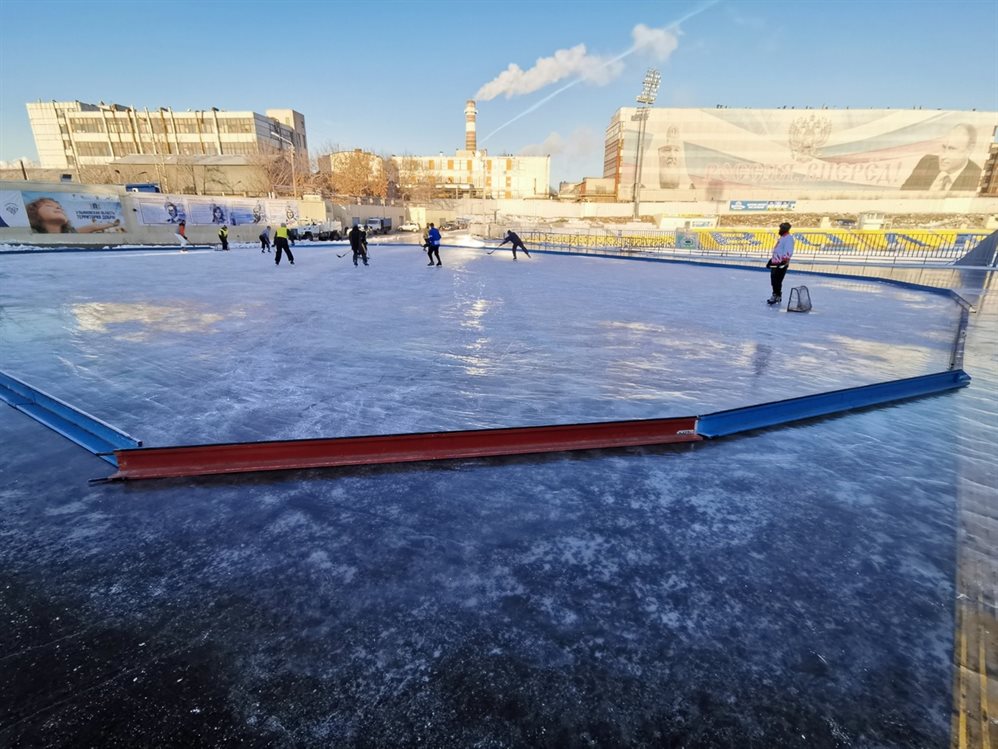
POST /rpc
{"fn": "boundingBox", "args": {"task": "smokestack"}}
[465,99,477,152]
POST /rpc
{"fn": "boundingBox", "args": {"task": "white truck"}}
[294,220,344,241]
[365,217,393,235]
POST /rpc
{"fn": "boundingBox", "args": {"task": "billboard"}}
[19,191,125,234]
[137,197,300,226]
[135,195,188,225]
[0,191,28,228]
[617,108,997,198]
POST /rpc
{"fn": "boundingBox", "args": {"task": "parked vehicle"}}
[399,222,420,232]
[366,217,393,235]
[293,220,344,241]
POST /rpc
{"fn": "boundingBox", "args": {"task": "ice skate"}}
[767,294,782,305]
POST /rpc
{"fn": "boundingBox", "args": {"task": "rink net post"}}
[787,286,812,313]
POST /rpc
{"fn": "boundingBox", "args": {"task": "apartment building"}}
[26,101,308,171]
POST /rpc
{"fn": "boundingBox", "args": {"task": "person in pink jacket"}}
[767,222,795,305]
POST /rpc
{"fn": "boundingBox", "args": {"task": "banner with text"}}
[21,191,125,234]
[616,109,997,198]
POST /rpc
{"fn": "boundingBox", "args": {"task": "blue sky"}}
[1,0,995,185]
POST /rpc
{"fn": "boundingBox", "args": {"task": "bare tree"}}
[329,150,383,197]
[395,154,433,202]
[76,163,120,187]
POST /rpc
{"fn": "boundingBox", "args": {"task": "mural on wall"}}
[0,190,28,228]
[19,191,125,234]
[187,199,229,226]
[618,109,996,197]
[133,197,300,226]
[135,196,188,225]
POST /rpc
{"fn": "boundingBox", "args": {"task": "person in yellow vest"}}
[218,224,229,251]
[274,223,295,266]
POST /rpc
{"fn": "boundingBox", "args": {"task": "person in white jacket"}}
[767,222,795,305]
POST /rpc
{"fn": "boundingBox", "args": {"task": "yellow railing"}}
[521,229,989,258]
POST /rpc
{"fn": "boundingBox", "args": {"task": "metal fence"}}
[514,228,991,267]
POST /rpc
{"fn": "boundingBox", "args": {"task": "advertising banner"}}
[619,109,996,197]
[135,196,188,225]
[21,191,125,234]
[729,200,797,212]
[227,199,269,226]
[265,199,300,226]
[187,199,229,226]
[0,190,28,228]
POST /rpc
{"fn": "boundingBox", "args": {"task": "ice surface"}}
[1,245,993,746]
[0,243,961,446]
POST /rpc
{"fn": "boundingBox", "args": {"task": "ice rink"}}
[1,241,995,746]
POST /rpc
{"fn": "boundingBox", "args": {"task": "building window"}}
[506,158,512,170]
[76,142,112,157]
[68,118,105,133]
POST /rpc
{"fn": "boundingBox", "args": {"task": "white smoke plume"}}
[631,23,680,61]
[475,44,624,102]
[475,24,681,102]
[519,128,598,159]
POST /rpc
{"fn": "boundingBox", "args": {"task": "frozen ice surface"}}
[0,244,961,446]
[1,244,995,746]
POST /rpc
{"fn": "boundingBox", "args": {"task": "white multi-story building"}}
[391,151,550,199]
[26,101,308,172]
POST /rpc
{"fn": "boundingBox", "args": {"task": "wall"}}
[608,107,998,202]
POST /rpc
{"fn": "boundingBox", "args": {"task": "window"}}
[506,158,512,170]
[447,159,454,170]
[69,118,105,133]
[76,142,112,157]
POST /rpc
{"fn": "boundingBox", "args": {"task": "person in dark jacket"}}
[348,225,369,266]
[498,230,530,260]
[259,225,271,253]
[218,224,229,251]
[274,223,294,265]
[426,223,441,266]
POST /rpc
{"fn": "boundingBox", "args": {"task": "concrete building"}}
[601,107,998,202]
[26,101,308,173]
[391,151,550,200]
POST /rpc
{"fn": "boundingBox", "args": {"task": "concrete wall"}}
[0,181,408,246]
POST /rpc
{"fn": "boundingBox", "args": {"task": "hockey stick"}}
[336,250,352,258]
[486,248,499,255]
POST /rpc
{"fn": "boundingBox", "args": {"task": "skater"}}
[218,224,229,251]
[348,224,369,266]
[259,225,272,253]
[175,219,189,251]
[498,229,530,260]
[766,222,794,305]
[274,223,295,266]
[426,223,442,266]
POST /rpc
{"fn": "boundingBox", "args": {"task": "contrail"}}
[480,0,720,144]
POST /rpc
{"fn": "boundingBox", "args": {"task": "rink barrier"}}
[0,370,141,465]
[107,416,702,481]
[103,370,970,481]
[0,245,214,255]
[695,370,971,438]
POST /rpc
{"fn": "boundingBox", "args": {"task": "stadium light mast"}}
[632,68,661,219]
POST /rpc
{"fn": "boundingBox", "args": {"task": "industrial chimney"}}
[465,99,477,152]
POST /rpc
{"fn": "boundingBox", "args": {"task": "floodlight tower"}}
[632,68,661,219]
